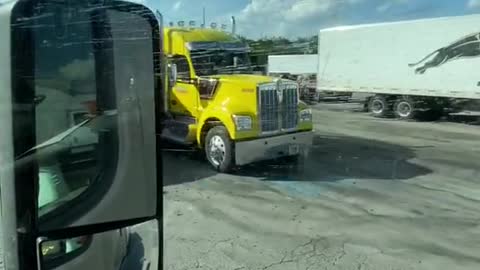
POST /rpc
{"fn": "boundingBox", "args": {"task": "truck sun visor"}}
[186,41,250,52]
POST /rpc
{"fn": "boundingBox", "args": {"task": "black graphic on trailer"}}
[409,32,480,74]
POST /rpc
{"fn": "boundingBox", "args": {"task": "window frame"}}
[170,54,193,81]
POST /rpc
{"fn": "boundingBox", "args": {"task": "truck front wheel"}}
[205,126,234,173]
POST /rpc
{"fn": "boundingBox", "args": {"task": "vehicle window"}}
[190,47,252,76]
[156,1,480,270]
[171,55,191,79]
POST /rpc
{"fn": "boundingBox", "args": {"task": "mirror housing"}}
[7,0,161,231]
[1,1,162,270]
[168,63,178,86]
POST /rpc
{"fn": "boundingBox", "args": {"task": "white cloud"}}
[286,0,333,21]
[172,1,183,11]
[376,2,392,12]
[240,0,346,21]
[157,0,450,39]
[468,0,480,8]
[233,0,361,38]
[376,0,409,13]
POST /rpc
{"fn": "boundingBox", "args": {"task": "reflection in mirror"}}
[32,3,107,222]
[38,220,159,270]
[40,235,93,268]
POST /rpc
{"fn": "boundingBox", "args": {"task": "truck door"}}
[0,1,161,270]
[168,55,200,118]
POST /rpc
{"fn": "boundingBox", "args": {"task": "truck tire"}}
[394,97,416,120]
[368,95,392,118]
[394,97,444,121]
[205,126,234,173]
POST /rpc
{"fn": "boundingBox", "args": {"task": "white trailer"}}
[317,14,480,120]
[267,54,319,103]
[267,54,318,75]
[267,54,352,103]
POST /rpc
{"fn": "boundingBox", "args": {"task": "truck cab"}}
[161,27,314,172]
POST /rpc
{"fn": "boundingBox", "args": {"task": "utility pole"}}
[202,7,206,28]
[231,16,236,35]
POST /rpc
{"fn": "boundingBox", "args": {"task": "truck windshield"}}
[190,49,252,76]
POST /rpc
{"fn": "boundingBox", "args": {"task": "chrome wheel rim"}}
[209,135,226,166]
[397,101,412,118]
[371,100,384,114]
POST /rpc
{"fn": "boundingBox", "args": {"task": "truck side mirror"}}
[1,1,162,269]
[169,63,178,85]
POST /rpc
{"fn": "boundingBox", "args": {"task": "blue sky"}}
[138,0,480,39]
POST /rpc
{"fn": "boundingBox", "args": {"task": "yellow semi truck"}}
[160,26,314,172]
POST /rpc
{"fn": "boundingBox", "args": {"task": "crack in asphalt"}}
[168,221,391,270]
[410,183,480,203]
[261,252,295,270]
[202,238,236,255]
[260,238,350,270]
[356,255,368,270]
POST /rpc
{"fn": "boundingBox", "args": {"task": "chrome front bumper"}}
[235,131,314,166]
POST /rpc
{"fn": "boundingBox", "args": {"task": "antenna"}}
[155,10,169,113]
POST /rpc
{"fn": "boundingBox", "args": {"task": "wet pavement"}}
[163,103,480,270]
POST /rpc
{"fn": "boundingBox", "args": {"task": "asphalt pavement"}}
[2,102,479,270]
[163,102,480,270]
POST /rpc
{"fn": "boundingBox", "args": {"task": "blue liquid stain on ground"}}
[193,173,360,200]
[268,181,323,198]
[267,178,359,199]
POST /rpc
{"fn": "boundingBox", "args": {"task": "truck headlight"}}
[233,115,252,131]
[299,109,312,122]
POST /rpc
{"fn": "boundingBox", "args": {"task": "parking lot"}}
[163,102,480,270]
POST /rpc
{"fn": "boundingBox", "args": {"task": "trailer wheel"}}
[394,97,416,120]
[205,126,234,173]
[368,95,392,118]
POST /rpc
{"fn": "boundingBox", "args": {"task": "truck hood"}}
[206,74,275,86]
[199,74,277,116]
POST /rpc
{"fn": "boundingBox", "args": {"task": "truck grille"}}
[258,80,298,133]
